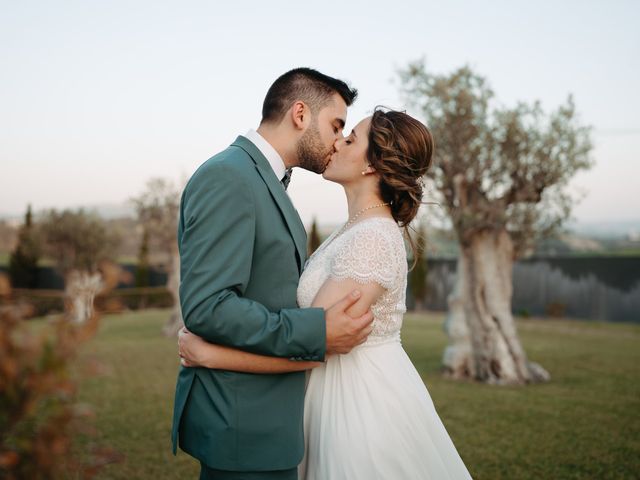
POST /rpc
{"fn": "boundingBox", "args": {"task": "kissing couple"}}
[172,68,472,480]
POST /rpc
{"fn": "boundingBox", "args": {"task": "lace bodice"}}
[297,217,407,346]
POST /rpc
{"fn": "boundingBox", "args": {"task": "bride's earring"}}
[361,164,372,175]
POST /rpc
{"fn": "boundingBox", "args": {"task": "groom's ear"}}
[291,101,310,131]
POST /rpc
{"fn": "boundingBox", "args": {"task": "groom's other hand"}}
[325,290,374,355]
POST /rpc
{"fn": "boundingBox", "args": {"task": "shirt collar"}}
[244,129,287,181]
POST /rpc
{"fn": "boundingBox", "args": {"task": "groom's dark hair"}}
[261,68,358,124]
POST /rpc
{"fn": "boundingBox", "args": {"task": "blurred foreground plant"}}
[0,272,122,479]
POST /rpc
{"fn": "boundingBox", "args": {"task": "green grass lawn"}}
[70,310,639,480]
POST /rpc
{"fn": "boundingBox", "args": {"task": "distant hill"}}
[567,219,640,239]
[2,204,639,262]
[0,202,136,222]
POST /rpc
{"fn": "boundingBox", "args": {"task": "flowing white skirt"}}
[298,339,473,480]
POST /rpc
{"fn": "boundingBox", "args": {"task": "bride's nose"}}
[334,138,344,151]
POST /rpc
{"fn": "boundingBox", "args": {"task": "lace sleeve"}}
[329,223,402,290]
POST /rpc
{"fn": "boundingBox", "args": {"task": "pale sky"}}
[2,0,639,227]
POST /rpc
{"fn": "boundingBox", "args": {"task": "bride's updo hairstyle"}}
[366,107,434,227]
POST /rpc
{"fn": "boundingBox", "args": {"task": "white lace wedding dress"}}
[297,217,473,480]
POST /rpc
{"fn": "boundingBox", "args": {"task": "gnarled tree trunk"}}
[65,270,103,324]
[452,229,550,384]
[442,256,472,378]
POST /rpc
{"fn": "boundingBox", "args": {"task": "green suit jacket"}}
[171,136,326,471]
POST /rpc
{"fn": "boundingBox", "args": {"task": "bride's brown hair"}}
[366,107,434,264]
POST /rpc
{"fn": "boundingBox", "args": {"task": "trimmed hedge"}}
[96,287,174,313]
[6,287,174,317]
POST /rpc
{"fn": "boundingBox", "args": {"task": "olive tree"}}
[399,61,593,384]
[40,209,120,323]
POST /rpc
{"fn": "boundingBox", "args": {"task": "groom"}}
[172,68,372,479]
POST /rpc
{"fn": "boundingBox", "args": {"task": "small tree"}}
[135,227,151,289]
[40,209,119,275]
[131,178,182,335]
[308,217,321,256]
[409,220,428,311]
[40,209,121,323]
[399,61,593,384]
[8,205,41,289]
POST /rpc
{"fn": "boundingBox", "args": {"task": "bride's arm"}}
[179,328,321,373]
[179,278,385,373]
[311,277,385,317]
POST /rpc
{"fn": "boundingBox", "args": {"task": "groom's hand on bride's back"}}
[324,290,374,355]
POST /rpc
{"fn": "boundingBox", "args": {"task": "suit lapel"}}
[231,136,307,273]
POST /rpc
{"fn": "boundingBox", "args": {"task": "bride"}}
[178,108,473,479]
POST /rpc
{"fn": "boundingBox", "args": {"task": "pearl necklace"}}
[340,202,390,235]
[306,202,390,263]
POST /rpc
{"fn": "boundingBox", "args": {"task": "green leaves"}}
[397,61,594,257]
[39,209,120,275]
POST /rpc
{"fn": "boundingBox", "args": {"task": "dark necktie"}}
[281,168,292,190]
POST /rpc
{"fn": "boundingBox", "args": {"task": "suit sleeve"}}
[178,161,326,362]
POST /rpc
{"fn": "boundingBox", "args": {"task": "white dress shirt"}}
[244,129,287,182]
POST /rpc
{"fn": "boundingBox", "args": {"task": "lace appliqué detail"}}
[329,227,398,289]
[297,217,407,345]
